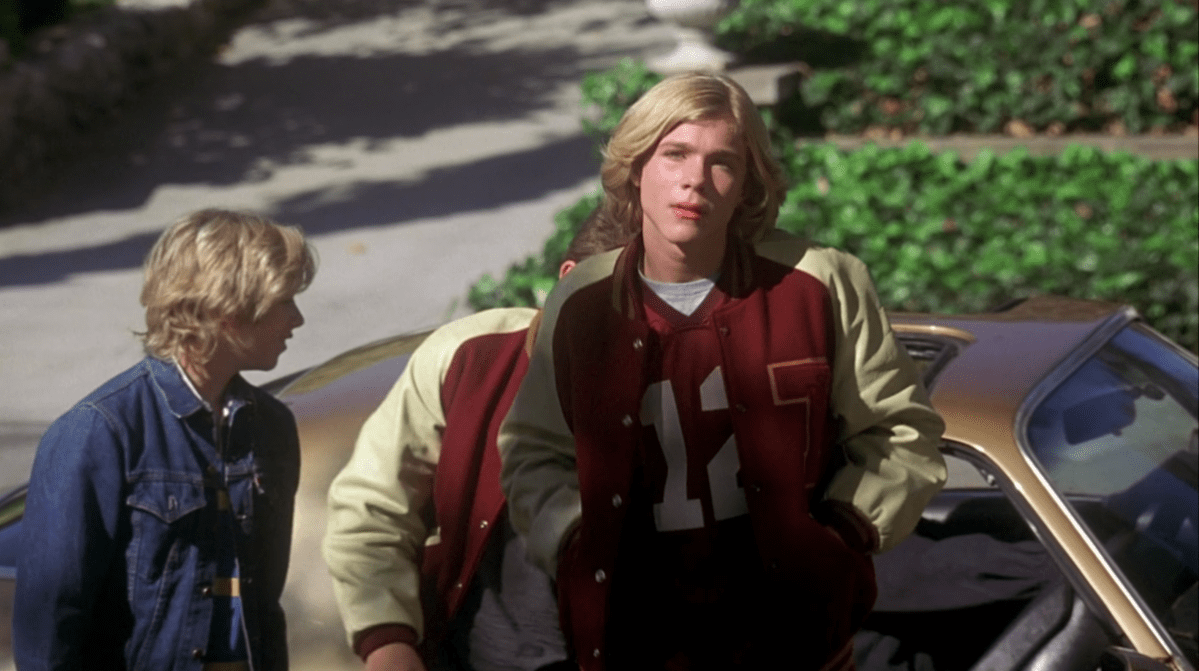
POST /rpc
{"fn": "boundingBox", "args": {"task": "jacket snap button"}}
[719,327,729,335]
[611,494,622,508]
[479,519,489,529]
[455,581,464,590]
[593,648,601,658]
[633,338,644,351]
[621,415,633,427]
[594,569,607,583]
[752,484,763,493]
[736,403,747,413]
[200,584,212,597]
[191,648,205,660]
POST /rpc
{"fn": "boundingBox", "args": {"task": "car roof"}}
[278,294,1134,481]
[891,294,1130,463]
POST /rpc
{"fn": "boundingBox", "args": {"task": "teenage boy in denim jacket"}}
[15,209,317,671]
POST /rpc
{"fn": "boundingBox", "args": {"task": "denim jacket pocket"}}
[126,478,208,584]
[124,477,210,665]
[127,478,207,523]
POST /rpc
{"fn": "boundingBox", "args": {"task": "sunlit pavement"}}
[0,0,672,666]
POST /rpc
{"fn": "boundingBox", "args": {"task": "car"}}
[0,295,1195,671]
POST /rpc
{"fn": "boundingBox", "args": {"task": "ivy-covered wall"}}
[718,0,1199,135]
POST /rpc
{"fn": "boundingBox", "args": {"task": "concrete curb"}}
[0,0,263,209]
[814,132,1199,162]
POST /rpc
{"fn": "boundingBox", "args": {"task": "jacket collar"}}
[610,233,757,320]
[148,356,254,419]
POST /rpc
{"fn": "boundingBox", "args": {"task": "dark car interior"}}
[854,486,1113,671]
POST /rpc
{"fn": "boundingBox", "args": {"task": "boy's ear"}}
[558,260,577,278]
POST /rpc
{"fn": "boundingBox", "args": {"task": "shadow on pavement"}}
[0,0,644,226]
[0,134,599,288]
[274,134,599,235]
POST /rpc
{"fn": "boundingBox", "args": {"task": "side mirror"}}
[1099,647,1174,671]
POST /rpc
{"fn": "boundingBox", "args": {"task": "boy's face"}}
[638,116,746,260]
[225,297,305,372]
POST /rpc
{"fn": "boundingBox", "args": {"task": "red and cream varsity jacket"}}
[323,308,537,657]
[499,230,947,669]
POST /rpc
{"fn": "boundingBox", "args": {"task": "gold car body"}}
[271,294,1193,669]
[893,296,1193,668]
[1,295,1191,670]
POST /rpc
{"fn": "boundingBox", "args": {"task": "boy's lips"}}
[671,203,706,220]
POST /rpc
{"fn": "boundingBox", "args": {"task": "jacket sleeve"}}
[498,273,598,577]
[823,252,947,553]
[322,332,448,645]
[14,406,125,671]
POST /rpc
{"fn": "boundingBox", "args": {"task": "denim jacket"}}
[14,357,299,671]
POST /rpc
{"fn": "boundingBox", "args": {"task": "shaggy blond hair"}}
[599,72,788,243]
[140,209,317,363]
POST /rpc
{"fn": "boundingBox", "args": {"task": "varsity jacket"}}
[498,230,947,669]
[323,307,539,657]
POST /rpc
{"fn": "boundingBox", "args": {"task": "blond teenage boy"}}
[499,73,947,670]
[15,209,316,671]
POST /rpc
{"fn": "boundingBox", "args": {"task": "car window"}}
[1025,323,1198,664]
[943,452,992,489]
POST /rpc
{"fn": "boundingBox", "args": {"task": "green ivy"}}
[775,141,1198,350]
[717,0,1199,135]
[469,143,1199,352]
[580,59,664,141]
[468,192,604,310]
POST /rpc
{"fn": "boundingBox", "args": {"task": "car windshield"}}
[1025,323,1198,663]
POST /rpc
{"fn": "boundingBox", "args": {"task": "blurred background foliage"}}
[719,0,1198,135]
[471,0,1199,352]
[1,0,114,58]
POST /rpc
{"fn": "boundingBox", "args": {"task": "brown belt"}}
[211,577,240,598]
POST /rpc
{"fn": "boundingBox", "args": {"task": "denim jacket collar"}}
[147,357,255,419]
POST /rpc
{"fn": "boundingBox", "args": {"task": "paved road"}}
[0,0,671,667]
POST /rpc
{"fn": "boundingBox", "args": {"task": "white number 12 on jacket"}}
[641,367,750,532]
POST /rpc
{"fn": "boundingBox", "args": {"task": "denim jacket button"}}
[191,648,205,660]
[200,584,212,597]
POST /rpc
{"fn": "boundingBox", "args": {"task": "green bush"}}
[469,143,1199,352]
[776,141,1198,350]
[717,0,1199,135]
[468,192,604,311]
[580,59,664,141]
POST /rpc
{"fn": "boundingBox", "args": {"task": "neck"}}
[179,352,235,409]
[641,235,726,283]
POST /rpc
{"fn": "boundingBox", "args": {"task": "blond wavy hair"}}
[599,72,788,243]
[139,209,317,364]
